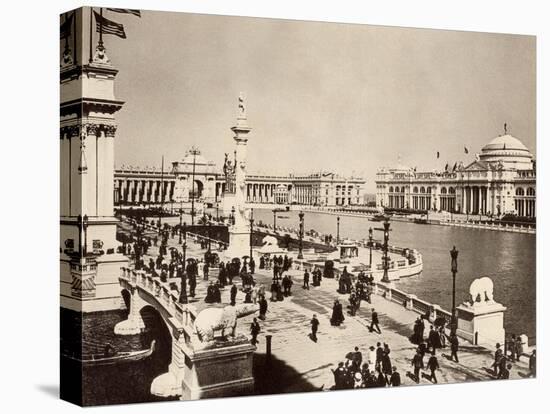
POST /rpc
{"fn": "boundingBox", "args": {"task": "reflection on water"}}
[253,209,536,343]
[60,307,177,406]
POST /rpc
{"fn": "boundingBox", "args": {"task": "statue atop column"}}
[238,93,246,118]
[225,93,252,259]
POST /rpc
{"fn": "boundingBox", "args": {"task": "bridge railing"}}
[371,281,453,325]
[120,266,198,345]
[186,231,228,250]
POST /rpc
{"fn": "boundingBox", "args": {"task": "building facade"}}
[114,151,366,207]
[375,133,536,217]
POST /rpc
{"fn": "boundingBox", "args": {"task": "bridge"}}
[116,267,255,400]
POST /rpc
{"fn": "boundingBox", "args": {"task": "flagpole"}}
[99,8,104,48]
[63,14,69,50]
[89,7,93,63]
[73,10,77,65]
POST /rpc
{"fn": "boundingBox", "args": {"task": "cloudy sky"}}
[75,8,535,191]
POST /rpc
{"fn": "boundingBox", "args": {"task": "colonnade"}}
[115,178,175,205]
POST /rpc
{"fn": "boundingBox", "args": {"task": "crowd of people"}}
[331,343,401,389]
[124,217,536,389]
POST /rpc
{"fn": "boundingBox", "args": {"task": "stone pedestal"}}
[225,227,251,260]
[181,337,255,400]
[456,301,507,347]
[221,193,236,217]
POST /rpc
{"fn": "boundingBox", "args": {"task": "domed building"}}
[376,130,536,218]
[479,134,534,169]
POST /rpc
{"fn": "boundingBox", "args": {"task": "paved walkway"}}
[121,220,533,393]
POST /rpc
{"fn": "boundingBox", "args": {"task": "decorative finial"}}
[504,122,508,135]
[92,43,111,65]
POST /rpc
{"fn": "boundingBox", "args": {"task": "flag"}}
[464,146,469,154]
[452,162,457,172]
[437,151,440,159]
[444,163,448,171]
[107,8,141,17]
[94,10,126,39]
[60,12,74,39]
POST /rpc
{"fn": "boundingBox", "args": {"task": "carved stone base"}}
[181,338,255,400]
[224,228,251,260]
[456,301,507,346]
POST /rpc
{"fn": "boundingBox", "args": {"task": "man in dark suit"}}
[411,350,424,383]
[389,366,401,386]
[303,270,310,290]
[230,282,238,306]
[310,314,319,342]
[492,343,504,377]
[427,352,440,383]
[250,318,261,345]
[428,325,440,354]
[352,346,362,371]
[370,308,381,334]
[450,333,460,363]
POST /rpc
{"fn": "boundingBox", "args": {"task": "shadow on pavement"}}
[253,353,323,395]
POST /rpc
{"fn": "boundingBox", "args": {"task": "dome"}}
[482,134,529,152]
[479,134,533,169]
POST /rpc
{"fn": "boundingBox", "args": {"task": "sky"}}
[72,8,535,192]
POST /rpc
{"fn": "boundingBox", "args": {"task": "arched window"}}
[527,187,535,196]
[516,188,525,196]
[413,186,418,194]
[420,187,425,194]
[449,187,456,194]
[441,187,447,194]
[427,187,431,193]
[401,186,406,193]
[389,186,394,193]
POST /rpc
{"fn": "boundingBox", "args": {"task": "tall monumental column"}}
[60,37,128,313]
[225,93,252,260]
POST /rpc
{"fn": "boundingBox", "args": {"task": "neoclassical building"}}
[375,133,536,217]
[114,150,366,207]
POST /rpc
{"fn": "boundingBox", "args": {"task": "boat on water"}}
[371,213,390,222]
[63,340,156,367]
[413,218,429,224]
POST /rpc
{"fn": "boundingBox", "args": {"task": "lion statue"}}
[262,235,279,248]
[194,304,257,343]
[468,277,494,305]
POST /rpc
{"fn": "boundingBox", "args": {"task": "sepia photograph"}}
[59,6,536,406]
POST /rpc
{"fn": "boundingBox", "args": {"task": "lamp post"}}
[336,216,340,244]
[381,218,391,283]
[368,227,373,268]
[179,201,183,244]
[272,209,277,230]
[83,214,89,256]
[208,220,212,252]
[450,246,459,335]
[134,223,143,269]
[298,211,304,259]
[178,221,188,303]
[231,206,236,226]
[249,208,254,259]
[216,202,219,221]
